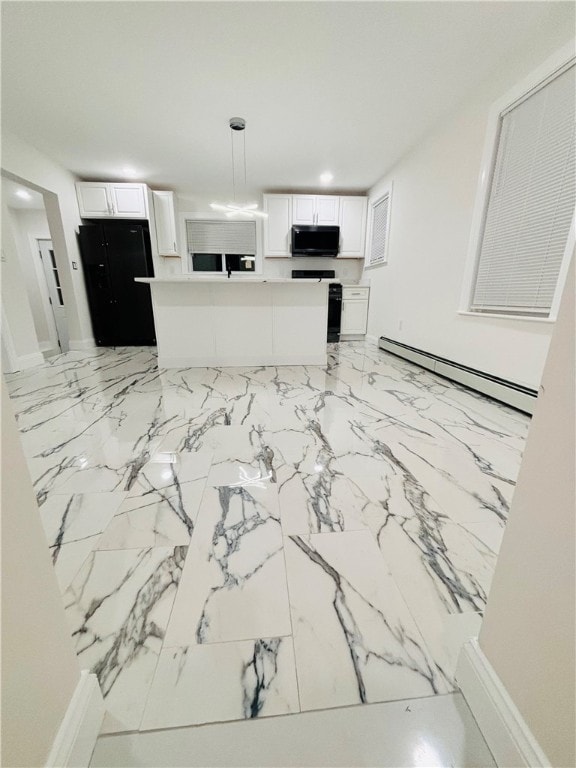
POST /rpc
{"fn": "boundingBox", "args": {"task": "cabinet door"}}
[76,183,113,218]
[152,191,178,255]
[78,224,117,344]
[316,196,340,225]
[341,300,368,334]
[109,184,148,218]
[292,195,316,225]
[339,197,367,257]
[104,223,156,344]
[263,195,292,257]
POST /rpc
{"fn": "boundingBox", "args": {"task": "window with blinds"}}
[367,190,391,267]
[470,62,575,317]
[186,219,257,272]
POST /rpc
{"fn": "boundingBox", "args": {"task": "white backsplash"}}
[262,257,364,282]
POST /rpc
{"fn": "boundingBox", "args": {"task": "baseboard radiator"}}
[378,336,537,415]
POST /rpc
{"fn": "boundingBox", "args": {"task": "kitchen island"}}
[136,277,335,368]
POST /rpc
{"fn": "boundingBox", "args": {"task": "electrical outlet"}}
[398,320,403,331]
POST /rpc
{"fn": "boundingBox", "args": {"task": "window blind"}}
[186,220,257,254]
[471,63,575,316]
[368,193,390,266]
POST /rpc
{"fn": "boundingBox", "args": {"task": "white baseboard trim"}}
[68,338,96,351]
[39,343,60,358]
[18,351,45,370]
[456,639,550,768]
[45,670,105,768]
[158,354,328,368]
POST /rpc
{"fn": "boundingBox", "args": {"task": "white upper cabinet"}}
[263,193,367,258]
[152,190,179,256]
[292,195,339,225]
[76,182,149,219]
[109,184,148,218]
[75,182,113,217]
[338,196,368,258]
[263,194,292,257]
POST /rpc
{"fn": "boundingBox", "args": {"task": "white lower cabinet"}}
[341,286,369,335]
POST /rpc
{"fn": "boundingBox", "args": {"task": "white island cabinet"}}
[136,277,333,368]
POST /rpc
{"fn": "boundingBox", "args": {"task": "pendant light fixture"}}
[210,117,267,218]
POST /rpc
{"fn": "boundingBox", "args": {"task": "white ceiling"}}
[2,2,574,201]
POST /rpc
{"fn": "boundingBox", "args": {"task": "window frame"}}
[460,42,575,322]
[179,211,263,275]
[364,181,393,269]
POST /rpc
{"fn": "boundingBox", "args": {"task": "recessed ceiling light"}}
[320,172,334,185]
[122,166,138,178]
[15,189,32,200]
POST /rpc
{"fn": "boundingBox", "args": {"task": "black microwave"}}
[291,225,340,257]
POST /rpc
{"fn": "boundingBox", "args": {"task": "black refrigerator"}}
[78,220,156,346]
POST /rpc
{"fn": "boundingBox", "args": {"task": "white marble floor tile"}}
[164,483,291,647]
[284,531,453,714]
[95,450,213,549]
[5,342,531,736]
[206,426,278,487]
[277,463,367,535]
[141,637,300,730]
[49,534,102,593]
[63,546,187,733]
[39,492,127,587]
[40,491,127,550]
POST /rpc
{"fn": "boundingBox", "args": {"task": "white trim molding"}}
[68,338,96,351]
[45,671,105,768]
[17,351,45,370]
[364,181,393,270]
[460,41,576,321]
[456,639,551,768]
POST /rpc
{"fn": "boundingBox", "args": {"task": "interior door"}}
[38,239,69,352]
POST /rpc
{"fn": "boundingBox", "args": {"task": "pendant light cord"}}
[231,128,236,203]
[230,125,248,204]
[243,130,247,192]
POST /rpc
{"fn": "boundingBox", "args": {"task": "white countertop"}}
[136,277,341,284]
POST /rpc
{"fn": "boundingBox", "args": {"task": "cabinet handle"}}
[173,241,176,251]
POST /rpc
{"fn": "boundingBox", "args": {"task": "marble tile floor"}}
[4,342,530,735]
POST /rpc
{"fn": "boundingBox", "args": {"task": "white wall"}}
[1,202,44,370]
[177,199,364,282]
[478,256,575,767]
[8,207,59,353]
[2,132,94,348]
[1,379,82,767]
[364,32,575,389]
